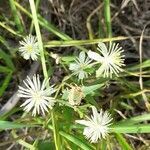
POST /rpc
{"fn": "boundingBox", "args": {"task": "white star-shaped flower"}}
[88,42,125,78]
[76,106,112,143]
[69,51,91,80]
[18,74,56,116]
[19,34,40,60]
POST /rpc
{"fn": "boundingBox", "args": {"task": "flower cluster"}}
[69,42,125,79]
[19,35,125,79]
[18,35,121,143]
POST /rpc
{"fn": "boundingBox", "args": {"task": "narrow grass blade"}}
[44,36,129,48]
[59,131,94,150]
[0,72,12,96]
[0,22,22,37]
[29,0,48,78]
[0,35,11,50]
[104,0,112,37]
[0,120,37,130]
[117,113,150,125]
[111,124,150,133]
[9,0,23,33]
[127,60,150,71]
[0,66,12,73]
[48,124,94,150]
[115,133,133,150]
[0,49,15,70]
[29,0,40,33]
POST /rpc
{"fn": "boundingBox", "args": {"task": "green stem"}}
[29,0,40,34]
[44,36,129,48]
[51,109,61,150]
[28,0,60,149]
[29,0,48,79]
[104,0,112,38]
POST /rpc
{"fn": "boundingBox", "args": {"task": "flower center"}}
[32,91,42,101]
[26,45,33,52]
[79,63,86,69]
[103,55,112,65]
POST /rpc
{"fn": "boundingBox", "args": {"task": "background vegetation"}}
[0,0,150,149]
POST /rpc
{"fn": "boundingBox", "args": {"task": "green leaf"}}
[82,83,104,96]
[85,95,98,106]
[0,49,15,70]
[117,113,150,125]
[100,139,107,150]
[111,124,150,133]
[36,140,55,150]
[0,72,12,96]
[59,131,94,150]
[0,66,12,73]
[127,60,150,71]
[0,120,37,130]
[115,133,133,150]
[120,102,134,110]
[0,108,21,120]
[61,56,75,64]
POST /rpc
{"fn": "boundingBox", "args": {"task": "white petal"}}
[75,120,92,127]
[97,42,108,56]
[78,71,85,80]
[91,106,99,123]
[96,64,105,78]
[23,53,30,60]
[79,51,86,63]
[87,50,102,62]
[69,63,79,71]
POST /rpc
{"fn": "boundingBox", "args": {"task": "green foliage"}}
[37,141,55,150]
[59,131,94,150]
[115,133,133,150]
[0,49,15,96]
[0,120,36,130]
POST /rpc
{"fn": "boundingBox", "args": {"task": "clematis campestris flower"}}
[76,106,112,143]
[18,74,56,116]
[69,51,92,80]
[88,42,125,78]
[19,34,40,60]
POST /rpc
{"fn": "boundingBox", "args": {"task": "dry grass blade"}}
[139,23,150,111]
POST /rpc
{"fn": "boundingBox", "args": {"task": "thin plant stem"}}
[28,0,60,150]
[29,0,48,79]
[51,109,61,150]
[44,36,130,48]
[104,0,112,38]
[29,0,40,34]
